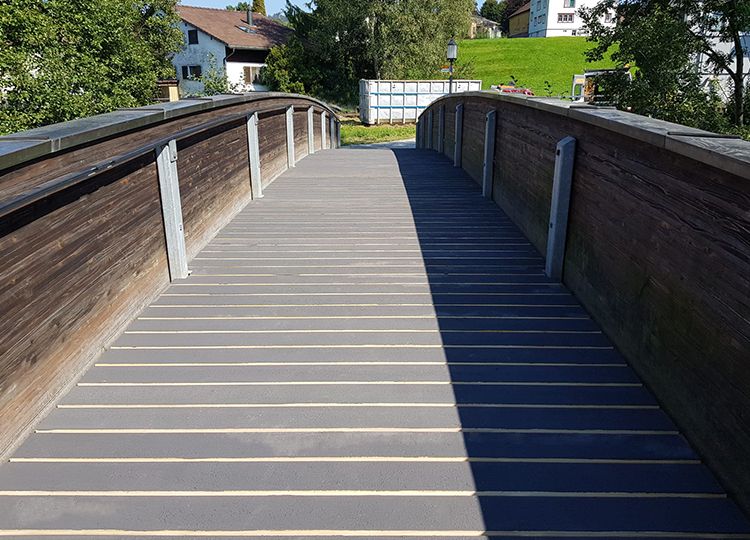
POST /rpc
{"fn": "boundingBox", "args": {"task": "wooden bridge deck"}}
[1,146,749,538]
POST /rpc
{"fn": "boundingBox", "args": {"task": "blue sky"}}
[180,0,308,15]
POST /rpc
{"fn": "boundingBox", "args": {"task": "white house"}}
[528,0,614,37]
[172,6,293,96]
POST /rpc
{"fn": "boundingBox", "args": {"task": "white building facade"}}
[528,0,614,37]
[172,6,292,96]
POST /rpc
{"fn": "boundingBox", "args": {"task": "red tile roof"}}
[177,5,293,50]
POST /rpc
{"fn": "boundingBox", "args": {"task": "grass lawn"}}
[340,115,416,146]
[458,37,617,97]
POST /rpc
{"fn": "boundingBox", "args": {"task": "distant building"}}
[469,15,502,39]
[173,6,293,95]
[528,0,614,37]
[508,2,531,38]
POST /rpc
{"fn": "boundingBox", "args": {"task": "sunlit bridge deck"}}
[1,143,749,538]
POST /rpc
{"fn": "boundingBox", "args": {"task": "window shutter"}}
[244,66,252,83]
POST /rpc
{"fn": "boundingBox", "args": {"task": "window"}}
[181,65,202,80]
[604,12,614,23]
[563,0,575,7]
[243,65,262,85]
[557,12,574,22]
[187,29,198,45]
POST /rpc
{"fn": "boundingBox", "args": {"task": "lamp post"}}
[447,38,458,94]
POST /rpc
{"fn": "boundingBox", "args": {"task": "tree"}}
[480,0,506,23]
[252,0,267,16]
[226,2,250,10]
[581,0,750,128]
[0,0,183,135]
[262,0,475,104]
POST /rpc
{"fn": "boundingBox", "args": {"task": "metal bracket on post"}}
[307,106,315,154]
[286,106,295,168]
[454,103,463,167]
[246,112,263,199]
[321,112,328,149]
[426,110,434,150]
[437,105,445,154]
[545,136,577,281]
[482,110,497,199]
[155,139,189,281]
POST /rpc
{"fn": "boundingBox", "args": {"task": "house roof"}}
[177,5,293,51]
[472,14,500,27]
[509,2,531,17]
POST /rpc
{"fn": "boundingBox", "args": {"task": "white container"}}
[359,79,482,125]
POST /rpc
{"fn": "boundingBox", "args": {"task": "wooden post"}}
[307,106,315,155]
[246,111,263,200]
[285,106,296,168]
[155,139,189,281]
[545,136,577,281]
[482,110,497,199]
[416,118,422,149]
[321,111,328,149]
[329,115,336,149]
[437,105,445,154]
[454,103,463,167]
[427,110,434,150]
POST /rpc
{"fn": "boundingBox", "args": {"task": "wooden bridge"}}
[0,92,749,537]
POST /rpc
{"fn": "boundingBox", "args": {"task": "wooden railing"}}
[417,92,750,514]
[0,93,340,457]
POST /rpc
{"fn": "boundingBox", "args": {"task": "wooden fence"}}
[417,92,750,514]
[0,93,340,458]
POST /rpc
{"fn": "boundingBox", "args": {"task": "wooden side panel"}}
[177,120,252,258]
[259,111,288,186]
[423,94,750,514]
[0,156,169,453]
[0,98,314,203]
[493,101,559,254]
[563,124,750,512]
[461,100,488,185]
[294,110,309,161]
[444,108,456,162]
[314,113,323,152]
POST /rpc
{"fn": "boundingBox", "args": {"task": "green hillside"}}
[457,37,617,97]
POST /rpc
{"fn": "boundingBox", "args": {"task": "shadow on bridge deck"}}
[0,145,748,537]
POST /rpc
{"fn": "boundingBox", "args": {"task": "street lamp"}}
[447,38,458,94]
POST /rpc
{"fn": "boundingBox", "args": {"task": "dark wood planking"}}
[0,155,169,456]
[314,113,323,152]
[258,110,288,187]
[293,109,309,162]
[0,96,336,461]
[177,120,252,259]
[0,98,325,203]
[444,108,456,162]
[422,94,750,515]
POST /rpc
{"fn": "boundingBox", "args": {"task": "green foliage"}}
[458,37,617,96]
[479,0,505,23]
[252,0,267,16]
[581,0,750,128]
[262,0,475,104]
[259,43,306,94]
[191,56,239,97]
[226,2,250,10]
[340,117,416,145]
[0,0,183,135]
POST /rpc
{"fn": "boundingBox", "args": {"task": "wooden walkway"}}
[1,146,749,538]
